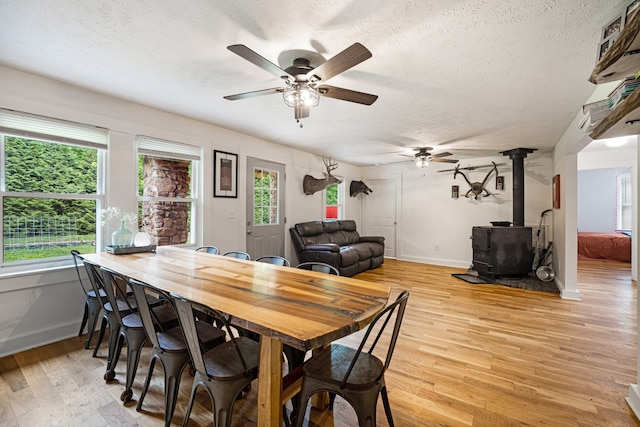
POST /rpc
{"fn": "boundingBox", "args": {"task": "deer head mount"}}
[454,161,499,200]
[303,157,342,195]
[350,180,372,197]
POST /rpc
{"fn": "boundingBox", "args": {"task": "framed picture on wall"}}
[552,174,561,209]
[213,150,238,198]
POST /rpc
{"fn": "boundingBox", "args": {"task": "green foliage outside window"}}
[254,169,278,225]
[325,184,338,205]
[4,137,97,235]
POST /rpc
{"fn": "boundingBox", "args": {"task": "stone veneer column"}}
[141,157,190,246]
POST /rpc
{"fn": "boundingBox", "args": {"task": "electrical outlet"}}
[227,209,236,219]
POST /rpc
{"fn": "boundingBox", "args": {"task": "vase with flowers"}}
[100,207,137,248]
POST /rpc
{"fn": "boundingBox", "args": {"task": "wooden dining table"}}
[83,246,391,426]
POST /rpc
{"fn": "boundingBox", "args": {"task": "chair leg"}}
[121,328,147,402]
[210,376,252,427]
[79,301,89,337]
[93,316,108,357]
[161,352,190,426]
[137,355,157,411]
[84,298,103,349]
[182,377,203,427]
[105,331,124,382]
[380,385,394,427]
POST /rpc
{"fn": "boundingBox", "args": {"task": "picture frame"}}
[602,15,623,41]
[451,185,459,199]
[552,174,561,209]
[597,12,626,62]
[213,150,238,198]
[495,176,504,191]
[598,39,611,62]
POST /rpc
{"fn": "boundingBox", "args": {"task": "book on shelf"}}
[607,77,640,110]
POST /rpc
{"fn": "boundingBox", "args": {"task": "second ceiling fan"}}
[224,43,378,124]
[411,147,458,168]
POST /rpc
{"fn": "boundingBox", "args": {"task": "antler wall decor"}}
[303,157,342,195]
[453,161,499,200]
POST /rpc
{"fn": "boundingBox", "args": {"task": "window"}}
[323,181,344,220]
[0,109,106,264]
[253,167,280,225]
[137,136,200,246]
[617,168,632,230]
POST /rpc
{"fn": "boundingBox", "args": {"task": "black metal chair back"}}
[173,295,260,427]
[195,245,220,254]
[296,262,339,275]
[294,290,410,427]
[256,255,290,267]
[222,250,251,260]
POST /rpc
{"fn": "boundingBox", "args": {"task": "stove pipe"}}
[501,148,536,226]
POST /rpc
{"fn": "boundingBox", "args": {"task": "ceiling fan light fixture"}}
[283,84,320,108]
[416,156,429,168]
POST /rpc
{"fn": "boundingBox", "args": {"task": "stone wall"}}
[141,157,190,246]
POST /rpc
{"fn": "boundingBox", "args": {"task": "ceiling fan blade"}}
[432,158,459,163]
[223,87,283,100]
[432,152,453,158]
[318,85,378,105]
[308,43,372,82]
[227,44,292,80]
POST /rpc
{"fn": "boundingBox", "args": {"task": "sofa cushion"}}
[339,246,359,267]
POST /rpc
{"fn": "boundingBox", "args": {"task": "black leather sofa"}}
[290,220,385,277]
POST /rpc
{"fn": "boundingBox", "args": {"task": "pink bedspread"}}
[578,232,631,262]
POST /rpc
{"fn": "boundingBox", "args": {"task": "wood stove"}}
[472,225,532,279]
[471,148,536,280]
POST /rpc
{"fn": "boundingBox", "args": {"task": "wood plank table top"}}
[83,246,391,426]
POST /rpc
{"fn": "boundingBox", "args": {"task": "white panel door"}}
[246,157,286,259]
[363,178,396,258]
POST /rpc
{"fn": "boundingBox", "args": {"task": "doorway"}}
[362,178,397,258]
[245,157,286,259]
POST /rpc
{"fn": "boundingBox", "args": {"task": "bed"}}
[578,231,632,262]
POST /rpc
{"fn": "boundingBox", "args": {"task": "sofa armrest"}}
[359,236,385,244]
[304,243,340,252]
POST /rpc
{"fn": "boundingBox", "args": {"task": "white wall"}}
[362,152,553,268]
[0,65,363,356]
[577,168,618,232]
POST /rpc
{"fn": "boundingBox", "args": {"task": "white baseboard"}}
[0,321,78,358]
[627,384,640,421]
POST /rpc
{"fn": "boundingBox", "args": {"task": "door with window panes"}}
[246,157,286,259]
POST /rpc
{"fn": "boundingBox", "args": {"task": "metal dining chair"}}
[295,261,340,275]
[256,255,290,267]
[294,290,410,427]
[222,250,251,260]
[96,266,178,402]
[195,245,220,255]
[128,279,226,426]
[71,250,107,349]
[173,295,261,427]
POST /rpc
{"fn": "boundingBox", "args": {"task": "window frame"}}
[0,110,106,270]
[136,135,201,247]
[323,180,344,220]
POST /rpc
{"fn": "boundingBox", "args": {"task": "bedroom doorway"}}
[577,139,636,279]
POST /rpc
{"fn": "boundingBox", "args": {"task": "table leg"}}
[258,335,283,427]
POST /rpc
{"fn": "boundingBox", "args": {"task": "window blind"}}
[0,108,108,149]
[137,135,201,161]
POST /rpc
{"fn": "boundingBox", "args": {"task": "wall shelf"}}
[589,10,640,140]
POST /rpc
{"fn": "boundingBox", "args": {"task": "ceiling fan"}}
[224,43,378,124]
[409,147,459,168]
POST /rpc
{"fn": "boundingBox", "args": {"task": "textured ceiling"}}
[0,0,629,165]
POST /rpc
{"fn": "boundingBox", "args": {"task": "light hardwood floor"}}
[1,259,639,426]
